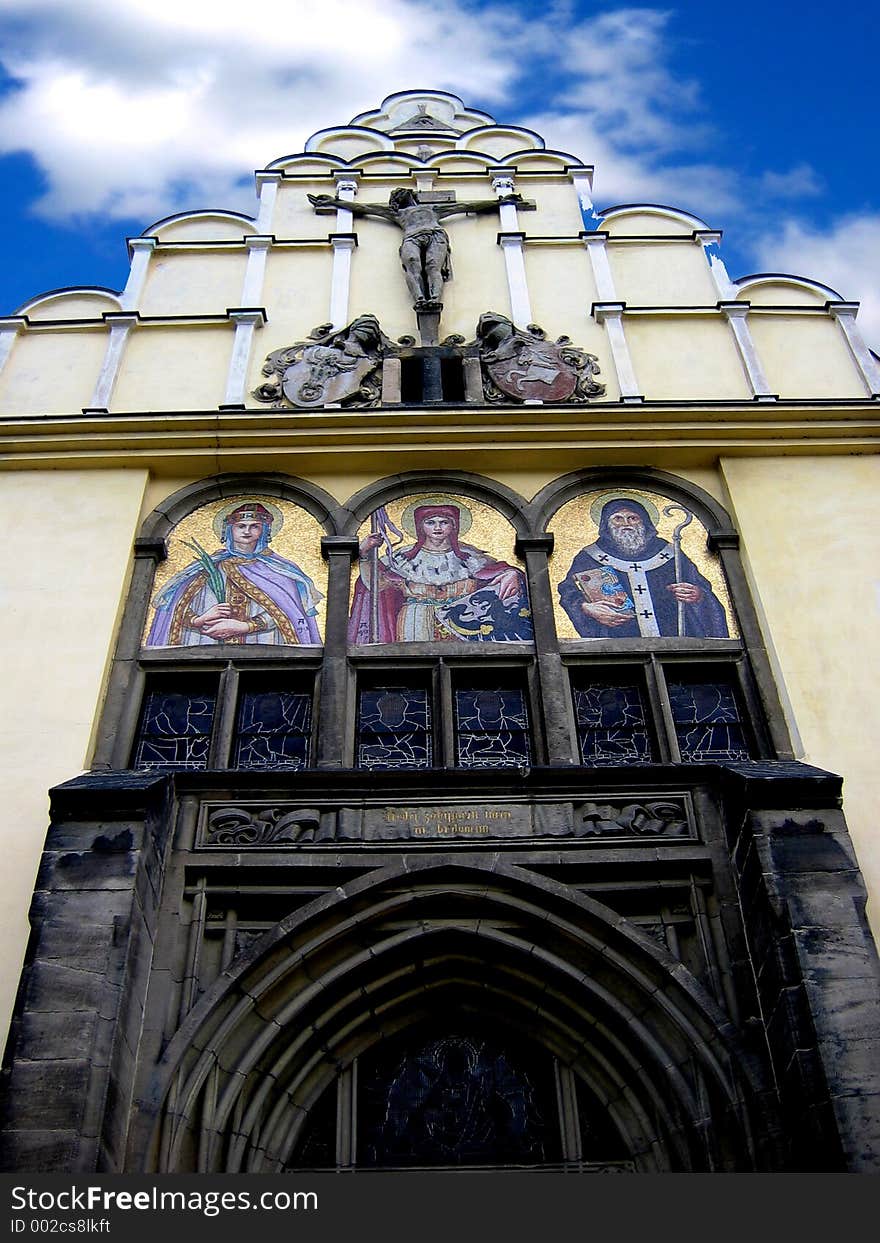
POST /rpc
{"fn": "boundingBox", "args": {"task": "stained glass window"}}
[357,687,433,769]
[357,1030,556,1167]
[232,687,312,770]
[573,683,653,765]
[454,687,530,769]
[132,680,217,770]
[668,678,751,761]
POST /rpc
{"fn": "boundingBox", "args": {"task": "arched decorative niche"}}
[529,467,792,765]
[92,473,344,774]
[599,204,711,236]
[735,273,842,306]
[343,471,533,649]
[338,471,538,768]
[137,857,773,1173]
[17,286,123,320]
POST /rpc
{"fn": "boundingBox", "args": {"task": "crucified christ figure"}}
[308,187,523,309]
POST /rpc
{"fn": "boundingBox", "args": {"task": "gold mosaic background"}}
[350,492,527,602]
[143,495,328,643]
[549,488,737,640]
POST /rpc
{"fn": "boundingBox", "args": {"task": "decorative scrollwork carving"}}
[252,314,397,410]
[203,806,321,847]
[574,800,690,837]
[473,312,605,403]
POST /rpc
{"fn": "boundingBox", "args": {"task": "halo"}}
[588,490,660,528]
[398,495,473,538]
[212,497,284,542]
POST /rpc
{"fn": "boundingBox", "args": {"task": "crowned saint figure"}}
[146,501,323,647]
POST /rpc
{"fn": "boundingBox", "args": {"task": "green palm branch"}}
[181,538,226,603]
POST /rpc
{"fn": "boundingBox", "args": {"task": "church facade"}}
[1,90,879,1172]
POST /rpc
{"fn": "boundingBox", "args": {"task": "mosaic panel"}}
[144,496,327,647]
[349,493,532,645]
[549,489,736,641]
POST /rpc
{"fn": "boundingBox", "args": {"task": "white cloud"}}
[759,164,823,200]
[2,0,864,352]
[0,0,519,220]
[749,214,880,351]
[0,1,740,227]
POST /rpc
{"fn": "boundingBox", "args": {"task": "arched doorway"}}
[138,858,772,1172]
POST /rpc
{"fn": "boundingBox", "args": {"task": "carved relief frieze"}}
[575,800,690,837]
[197,795,694,847]
[203,805,322,846]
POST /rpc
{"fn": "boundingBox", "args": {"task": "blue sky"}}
[0,0,878,342]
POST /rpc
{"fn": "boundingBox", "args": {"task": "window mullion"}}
[648,655,680,761]
[209,662,239,768]
[437,658,453,767]
[112,665,147,769]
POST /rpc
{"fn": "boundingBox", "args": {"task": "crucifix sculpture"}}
[308,187,523,311]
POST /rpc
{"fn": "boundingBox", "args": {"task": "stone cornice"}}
[0,400,877,473]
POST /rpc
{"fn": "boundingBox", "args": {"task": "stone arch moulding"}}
[341,469,534,540]
[133,856,775,1174]
[529,465,737,537]
[529,465,796,760]
[89,472,346,771]
[139,471,347,545]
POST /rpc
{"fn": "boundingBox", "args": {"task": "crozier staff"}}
[558,496,729,639]
[348,501,531,644]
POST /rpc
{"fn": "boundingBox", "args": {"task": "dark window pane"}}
[358,687,432,770]
[455,688,531,769]
[286,1078,338,1170]
[574,683,653,766]
[668,678,751,761]
[357,1028,559,1168]
[233,689,312,770]
[132,683,217,770]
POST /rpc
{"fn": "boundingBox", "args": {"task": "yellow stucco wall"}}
[0,468,149,1048]
[139,250,248,317]
[110,325,231,411]
[748,314,867,399]
[0,329,108,414]
[436,211,511,340]
[720,455,880,931]
[625,315,752,401]
[258,248,333,353]
[609,239,721,306]
[271,181,344,240]
[528,182,585,235]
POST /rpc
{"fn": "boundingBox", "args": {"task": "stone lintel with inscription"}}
[198,796,694,847]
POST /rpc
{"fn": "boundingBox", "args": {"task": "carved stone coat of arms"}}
[475,312,605,403]
[253,314,393,409]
